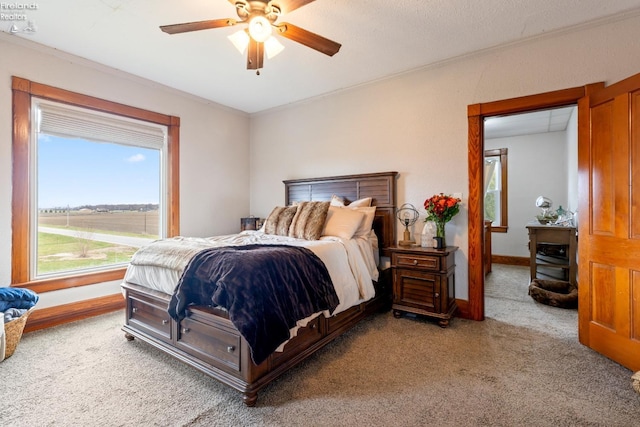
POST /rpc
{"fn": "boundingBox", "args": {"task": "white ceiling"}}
[4,1,640,114]
[484,106,576,139]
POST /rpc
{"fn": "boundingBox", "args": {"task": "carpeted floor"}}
[1,264,638,426]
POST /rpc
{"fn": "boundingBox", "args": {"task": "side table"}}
[390,245,458,327]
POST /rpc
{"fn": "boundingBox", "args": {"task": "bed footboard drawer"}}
[176,312,242,372]
[271,316,323,365]
[127,293,172,343]
[326,303,364,335]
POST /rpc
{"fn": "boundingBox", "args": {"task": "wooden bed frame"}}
[121,171,398,406]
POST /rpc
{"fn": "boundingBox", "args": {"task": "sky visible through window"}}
[38,134,160,209]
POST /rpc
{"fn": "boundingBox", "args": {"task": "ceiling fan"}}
[160,0,341,74]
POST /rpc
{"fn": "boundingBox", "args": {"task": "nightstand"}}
[390,245,458,327]
[240,217,262,231]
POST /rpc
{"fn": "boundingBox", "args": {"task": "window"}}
[484,148,508,232]
[12,77,180,292]
[33,99,166,278]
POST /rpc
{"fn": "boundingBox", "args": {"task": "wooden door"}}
[578,73,640,371]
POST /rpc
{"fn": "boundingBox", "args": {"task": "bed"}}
[121,171,398,406]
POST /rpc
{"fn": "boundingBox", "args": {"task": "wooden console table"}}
[526,224,577,285]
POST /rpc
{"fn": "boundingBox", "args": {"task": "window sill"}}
[12,268,127,293]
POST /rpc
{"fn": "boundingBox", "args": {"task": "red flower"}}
[424,193,461,223]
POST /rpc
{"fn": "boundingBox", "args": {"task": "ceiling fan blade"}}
[273,0,316,14]
[160,18,237,35]
[246,38,264,70]
[275,23,341,56]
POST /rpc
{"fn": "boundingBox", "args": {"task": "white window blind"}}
[35,99,166,149]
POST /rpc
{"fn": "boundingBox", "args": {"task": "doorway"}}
[465,86,589,321]
[484,106,578,265]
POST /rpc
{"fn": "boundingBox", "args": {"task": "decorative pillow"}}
[322,206,365,240]
[289,201,330,240]
[264,206,298,236]
[348,206,376,238]
[330,194,372,207]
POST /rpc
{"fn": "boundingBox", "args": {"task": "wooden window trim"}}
[484,148,508,233]
[11,76,180,292]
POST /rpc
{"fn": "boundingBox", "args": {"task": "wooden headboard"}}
[284,172,398,256]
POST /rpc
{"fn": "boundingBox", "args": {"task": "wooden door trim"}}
[466,84,600,321]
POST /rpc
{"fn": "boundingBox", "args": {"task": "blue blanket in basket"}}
[4,308,28,323]
[0,287,39,312]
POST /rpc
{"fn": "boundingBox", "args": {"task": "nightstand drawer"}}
[393,253,440,270]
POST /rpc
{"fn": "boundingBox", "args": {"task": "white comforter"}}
[124,230,379,316]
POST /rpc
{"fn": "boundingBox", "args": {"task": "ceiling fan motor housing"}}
[236,1,281,23]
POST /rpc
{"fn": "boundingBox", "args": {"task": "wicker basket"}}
[3,307,34,359]
[632,371,640,395]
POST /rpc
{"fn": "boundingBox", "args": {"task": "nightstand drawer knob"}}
[435,293,440,298]
[182,327,190,334]
[132,307,138,313]
[162,319,169,325]
[227,345,235,353]
[413,259,418,265]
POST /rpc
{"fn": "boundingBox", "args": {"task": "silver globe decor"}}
[396,203,419,246]
[535,196,558,224]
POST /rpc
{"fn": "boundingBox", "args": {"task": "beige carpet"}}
[1,265,638,426]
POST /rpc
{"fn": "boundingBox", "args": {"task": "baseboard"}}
[455,299,470,319]
[24,293,125,333]
[491,255,529,266]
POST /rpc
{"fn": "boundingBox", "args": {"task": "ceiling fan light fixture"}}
[264,36,284,59]
[228,29,250,54]
[248,15,272,42]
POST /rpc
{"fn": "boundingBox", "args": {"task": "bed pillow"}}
[330,194,346,206]
[264,205,298,236]
[322,206,365,240]
[348,197,373,207]
[348,206,377,238]
[289,201,330,240]
[330,194,373,207]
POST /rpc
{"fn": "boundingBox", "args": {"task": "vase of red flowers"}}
[424,193,461,248]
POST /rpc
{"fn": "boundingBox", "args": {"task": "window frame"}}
[11,76,180,293]
[484,148,508,233]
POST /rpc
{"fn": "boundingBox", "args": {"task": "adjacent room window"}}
[12,77,180,292]
[484,148,508,232]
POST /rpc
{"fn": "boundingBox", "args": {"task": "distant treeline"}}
[40,203,159,213]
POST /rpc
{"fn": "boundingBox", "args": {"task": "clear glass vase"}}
[435,220,446,248]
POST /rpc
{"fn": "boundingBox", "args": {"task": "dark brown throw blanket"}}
[167,244,339,365]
